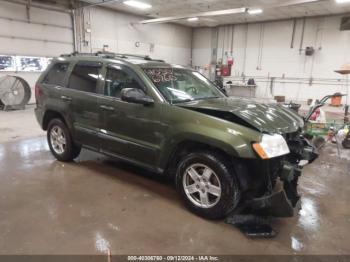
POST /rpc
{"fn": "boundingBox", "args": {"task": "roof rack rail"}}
[115,53,165,62]
[60,52,97,57]
[95,51,117,58]
[60,51,165,62]
[115,53,151,59]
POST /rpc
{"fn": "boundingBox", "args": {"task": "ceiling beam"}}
[75,0,119,9]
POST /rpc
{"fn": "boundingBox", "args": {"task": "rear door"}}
[62,61,103,149]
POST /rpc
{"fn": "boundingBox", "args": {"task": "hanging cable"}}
[221,26,226,63]
[230,25,234,55]
[257,23,264,70]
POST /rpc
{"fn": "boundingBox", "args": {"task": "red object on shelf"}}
[221,65,231,76]
[227,57,234,66]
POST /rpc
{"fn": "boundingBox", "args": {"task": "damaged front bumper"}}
[248,187,301,217]
[245,137,318,217]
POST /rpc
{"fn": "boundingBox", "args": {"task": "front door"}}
[98,64,163,171]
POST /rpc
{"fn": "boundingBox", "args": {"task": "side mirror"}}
[121,88,154,106]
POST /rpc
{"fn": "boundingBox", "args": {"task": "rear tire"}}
[47,118,81,162]
[176,151,240,220]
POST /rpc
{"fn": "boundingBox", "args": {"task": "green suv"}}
[35,52,317,220]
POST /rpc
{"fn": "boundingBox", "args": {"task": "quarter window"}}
[104,67,143,98]
[43,63,69,86]
[68,63,101,93]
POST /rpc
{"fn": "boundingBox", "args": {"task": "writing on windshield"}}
[143,67,223,103]
[143,68,177,83]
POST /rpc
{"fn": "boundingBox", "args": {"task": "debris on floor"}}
[225,214,277,239]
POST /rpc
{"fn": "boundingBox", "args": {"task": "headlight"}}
[252,134,290,159]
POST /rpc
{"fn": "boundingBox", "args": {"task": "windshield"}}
[143,67,224,104]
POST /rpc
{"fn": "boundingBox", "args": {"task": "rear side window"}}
[68,63,101,93]
[43,63,69,86]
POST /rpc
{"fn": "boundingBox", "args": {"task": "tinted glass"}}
[43,63,69,86]
[143,68,224,104]
[68,64,100,93]
[104,67,143,98]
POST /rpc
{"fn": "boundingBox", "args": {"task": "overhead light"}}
[335,0,350,3]
[187,17,199,22]
[123,0,152,9]
[247,8,263,15]
[140,7,246,24]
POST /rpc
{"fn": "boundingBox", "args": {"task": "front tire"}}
[47,119,81,162]
[176,151,240,220]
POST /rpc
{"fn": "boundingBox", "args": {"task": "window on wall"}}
[68,62,101,93]
[0,55,51,72]
[104,66,144,98]
[43,63,69,86]
[0,56,15,71]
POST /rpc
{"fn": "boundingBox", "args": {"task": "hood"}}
[177,97,303,134]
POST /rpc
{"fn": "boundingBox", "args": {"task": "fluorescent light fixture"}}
[123,0,152,9]
[187,17,199,22]
[140,7,246,24]
[248,8,263,15]
[335,0,350,3]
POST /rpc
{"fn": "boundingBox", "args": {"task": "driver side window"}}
[104,67,143,98]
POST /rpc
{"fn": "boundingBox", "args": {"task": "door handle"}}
[100,105,115,111]
[61,95,72,102]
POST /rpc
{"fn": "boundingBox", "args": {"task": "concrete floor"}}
[0,106,349,255]
[0,105,44,143]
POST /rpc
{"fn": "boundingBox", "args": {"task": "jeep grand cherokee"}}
[35,52,318,220]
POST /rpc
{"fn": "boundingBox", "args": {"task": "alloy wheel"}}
[182,163,222,208]
[50,125,66,155]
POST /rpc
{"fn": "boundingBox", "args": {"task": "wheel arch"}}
[162,138,255,195]
[163,139,237,177]
[42,110,67,131]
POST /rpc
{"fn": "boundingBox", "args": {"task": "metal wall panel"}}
[0,1,73,57]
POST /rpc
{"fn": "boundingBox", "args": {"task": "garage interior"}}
[0,0,350,258]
